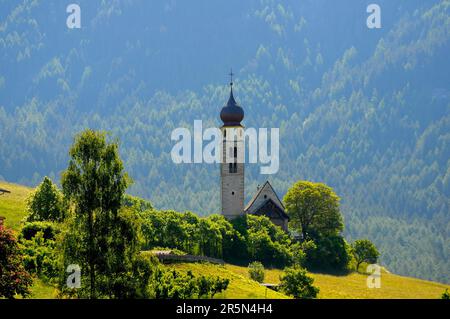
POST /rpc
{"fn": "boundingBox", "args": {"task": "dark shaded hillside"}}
[0,0,448,283]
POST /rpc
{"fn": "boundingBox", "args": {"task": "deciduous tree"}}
[279,266,319,299]
[26,177,64,222]
[60,129,149,298]
[351,239,380,272]
[283,181,343,240]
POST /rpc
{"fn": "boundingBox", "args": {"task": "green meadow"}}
[1,181,448,299]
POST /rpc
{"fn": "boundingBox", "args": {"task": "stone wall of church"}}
[221,172,244,218]
[221,126,245,219]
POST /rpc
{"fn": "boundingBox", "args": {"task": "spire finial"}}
[229,68,234,88]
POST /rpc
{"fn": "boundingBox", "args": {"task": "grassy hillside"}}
[167,263,289,299]
[0,181,32,231]
[1,180,448,299]
[224,264,449,299]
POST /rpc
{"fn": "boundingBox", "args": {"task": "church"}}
[219,78,289,232]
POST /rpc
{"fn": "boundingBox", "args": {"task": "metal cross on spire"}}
[229,68,234,87]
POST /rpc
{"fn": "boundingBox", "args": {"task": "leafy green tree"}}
[290,240,315,267]
[198,218,221,258]
[248,261,265,283]
[351,239,380,272]
[246,215,293,267]
[101,208,155,298]
[279,266,319,299]
[164,210,190,251]
[208,214,245,262]
[26,176,65,222]
[283,181,343,240]
[140,210,245,261]
[305,235,351,272]
[196,275,229,298]
[123,194,153,213]
[60,129,149,299]
[0,225,33,299]
[140,209,167,250]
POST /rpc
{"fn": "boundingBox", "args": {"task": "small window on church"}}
[224,129,227,138]
[233,163,237,173]
[264,195,267,199]
[229,163,233,173]
[234,146,237,158]
[232,191,235,195]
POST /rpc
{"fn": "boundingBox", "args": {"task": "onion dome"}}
[220,73,244,126]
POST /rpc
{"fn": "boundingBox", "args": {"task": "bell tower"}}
[220,71,245,220]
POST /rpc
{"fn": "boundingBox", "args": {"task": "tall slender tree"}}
[61,129,131,298]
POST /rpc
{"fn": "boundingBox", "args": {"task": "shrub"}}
[150,268,229,299]
[19,231,58,282]
[279,266,319,299]
[305,235,351,272]
[442,289,450,300]
[19,222,60,282]
[248,261,265,283]
[196,275,230,298]
[0,226,33,298]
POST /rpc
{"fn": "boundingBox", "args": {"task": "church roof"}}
[245,180,285,212]
[249,197,289,220]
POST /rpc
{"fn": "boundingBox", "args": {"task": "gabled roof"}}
[244,180,285,212]
[250,197,289,220]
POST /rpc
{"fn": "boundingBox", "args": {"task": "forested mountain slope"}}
[0,1,449,283]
